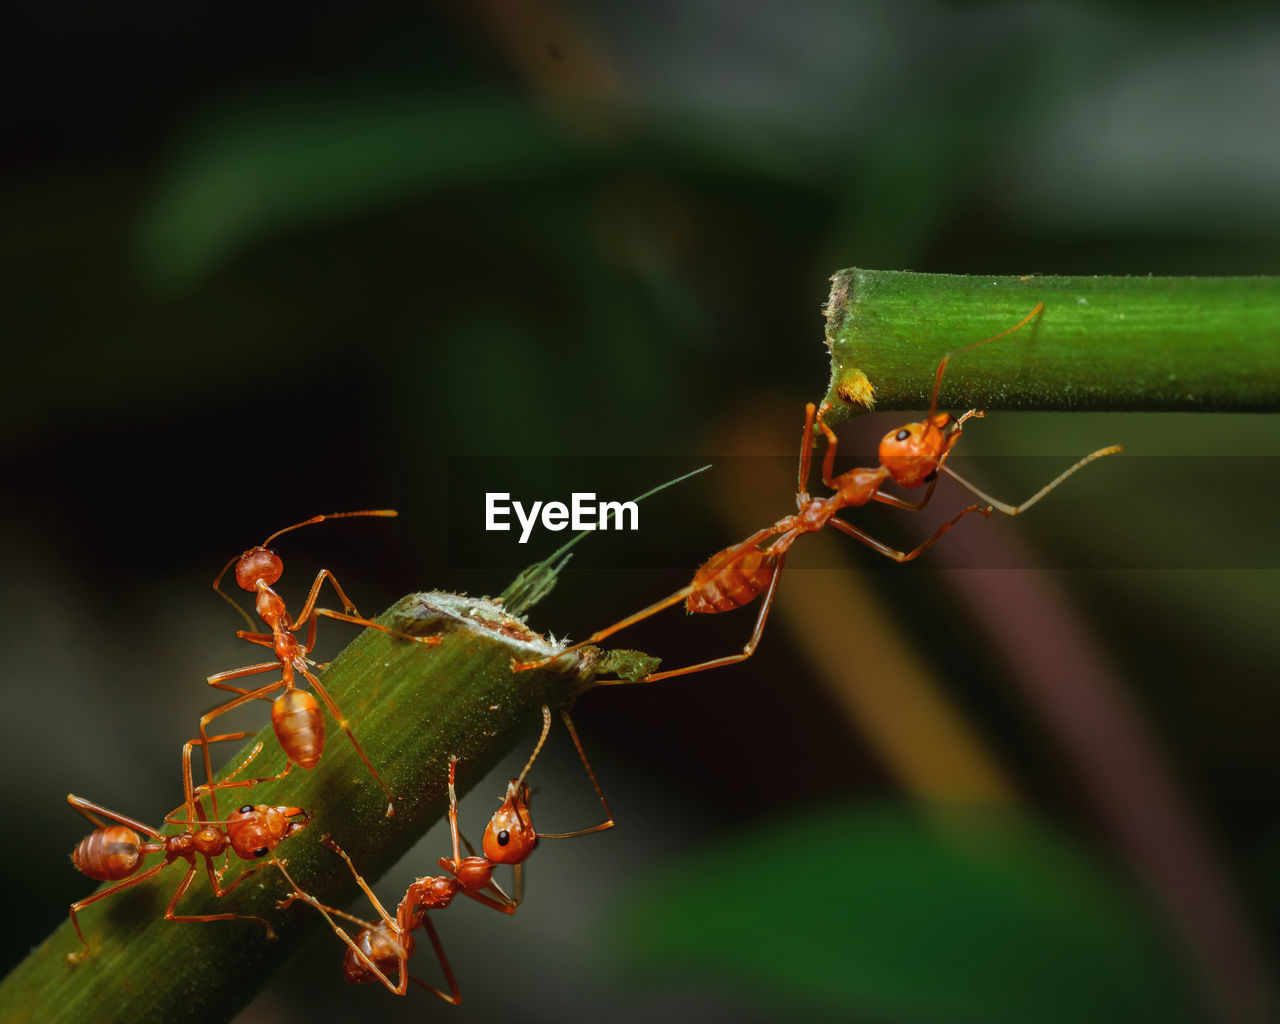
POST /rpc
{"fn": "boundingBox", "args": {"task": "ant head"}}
[482,780,536,864]
[226,804,308,860]
[879,413,953,489]
[234,547,283,592]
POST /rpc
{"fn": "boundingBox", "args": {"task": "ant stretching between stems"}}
[66,743,307,963]
[190,510,441,822]
[513,302,1122,683]
[274,705,613,1000]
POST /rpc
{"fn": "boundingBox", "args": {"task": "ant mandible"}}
[66,745,308,962]
[274,704,613,998]
[513,302,1122,683]
[191,510,441,822]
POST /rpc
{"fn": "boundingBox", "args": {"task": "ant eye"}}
[239,806,253,814]
[253,847,268,858]
[895,429,910,442]
[497,829,510,847]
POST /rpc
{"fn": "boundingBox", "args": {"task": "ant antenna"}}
[211,555,239,592]
[941,445,1124,515]
[516,706,554,788]
[262,509,398,547]
[928,302,1045,421]
[211,555,257,631]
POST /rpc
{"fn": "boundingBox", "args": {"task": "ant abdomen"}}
[72,827,144,881]
[344,922,411,984]
[687,548,777,614]
[271,690,324,768]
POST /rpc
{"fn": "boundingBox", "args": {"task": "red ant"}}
[274,705,613,999]
[513,302,1122,683]
[66,744,308,963]
[190,510,441,822]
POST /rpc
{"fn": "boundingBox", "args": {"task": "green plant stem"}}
[0,594,595,1024]
[819,269,1280,422]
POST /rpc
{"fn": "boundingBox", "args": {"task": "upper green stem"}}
[820,269,1280,422]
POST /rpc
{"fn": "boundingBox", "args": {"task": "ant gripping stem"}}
[513,302,1120,685]
[195,509,441,822]
[66,778,307,962]
[275,705,615,999]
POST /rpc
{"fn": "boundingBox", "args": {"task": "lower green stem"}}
[0,593,591,1024]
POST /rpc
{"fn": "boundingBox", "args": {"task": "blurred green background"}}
[3,2,1278,1022]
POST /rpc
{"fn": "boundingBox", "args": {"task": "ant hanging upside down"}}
[274,705,613,1000]
[513,302,1122,684]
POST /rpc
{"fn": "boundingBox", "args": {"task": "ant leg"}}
[537,708,615,839]
[299,665,396,816]
[207,659,280,699]
[941,446,1124,516]
[412,916,462,1005]
[196,674,285,821]
[871,474,941,512]
[296,568,362,621]
[174,734,245,844]
[827,503,992,562]
[310,607,443,649]
[276,893,373,931]
[441,761,508,908]
[273,856,408,995]
[235,631,274,644]
[207,661,284,687]
[206,853,247,895]
[440,874,517,914]
[67,861,169,962]
[318,836,400,930]
[181,734,247,821]
[233,632,276,657]
[290,569,440,649]
[446,756,463,865]
[797,402,819,500]
[440,760,509,907]
[485,868,517,909]
[597,552,791,686]
[66,795,162,839]
[165,862,275,938]
[168,741,291,827]
[184,735,288,799]
[511,586,695,673]
[817,415,840,490]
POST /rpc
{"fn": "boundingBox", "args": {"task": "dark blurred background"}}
[3,2,1278,1022]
